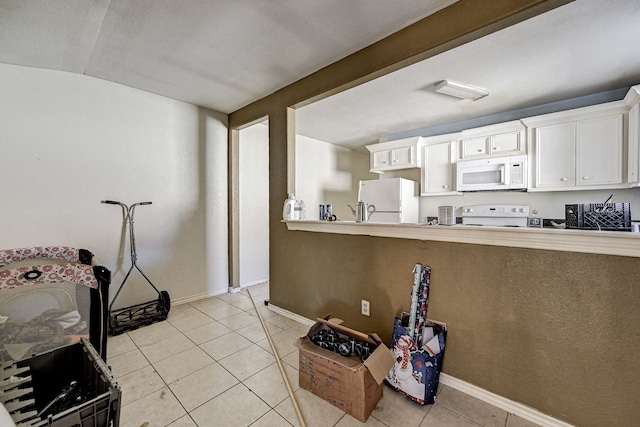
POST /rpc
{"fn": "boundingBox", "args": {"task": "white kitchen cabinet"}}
[523,101,627,191]
[576,115,622,186]
[534,122,575,188]
[491,131,522,155]
[458,120,525,160]
[366,136,421,173]
[420,133,461,196]
[460,136,488,158]
[625,85,640,185]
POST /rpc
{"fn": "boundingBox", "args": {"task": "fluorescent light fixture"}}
[434,79,489,101]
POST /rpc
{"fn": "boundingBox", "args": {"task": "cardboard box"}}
[296,316,395,422]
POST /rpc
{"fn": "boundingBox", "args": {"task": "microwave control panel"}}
[510,162,524,184]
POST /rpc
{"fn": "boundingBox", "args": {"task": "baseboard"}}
[268,304,574,427]
[178,295,573,427]
[437,374,574,427]
[172,288,228,305]
[240,279,269,288]
[266,303,315,327]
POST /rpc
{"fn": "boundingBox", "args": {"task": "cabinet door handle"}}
[477,148,483,152]
[442,185,448,189]
[582,176,590,180]
[561,177,568,182]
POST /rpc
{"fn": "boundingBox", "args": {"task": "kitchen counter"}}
[284,220,640,258]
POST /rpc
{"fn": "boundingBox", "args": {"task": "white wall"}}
[295,135,375,221]
[239,122,269,286]
[0,64,229,307]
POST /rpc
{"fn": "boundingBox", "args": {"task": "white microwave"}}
[456,155,527,191]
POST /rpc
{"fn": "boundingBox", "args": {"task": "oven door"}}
[456,158,509,191]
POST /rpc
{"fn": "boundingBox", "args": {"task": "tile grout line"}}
[117,304,235,424]
[247,288,307,426]
[118,285,516,427]
[166,299,300,425]
[116,298,366,426]
[121,329,194,426]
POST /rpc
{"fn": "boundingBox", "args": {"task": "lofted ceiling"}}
[2,1,640,152]
[0,0,456,113]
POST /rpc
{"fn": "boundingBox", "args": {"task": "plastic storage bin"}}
[565,203,631,231]
[10,338,121,426]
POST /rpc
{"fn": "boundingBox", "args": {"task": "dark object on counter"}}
[528,217,543,228]
[565,203,631,231]
[319,204,338,221]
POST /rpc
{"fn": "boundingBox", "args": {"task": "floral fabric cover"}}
[0,246,82,268]
[0,246,98,291]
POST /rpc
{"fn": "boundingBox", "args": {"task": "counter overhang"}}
[284,220,640,258]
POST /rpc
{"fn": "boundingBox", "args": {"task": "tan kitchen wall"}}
[269,231,640,427]
[227,1,640,426]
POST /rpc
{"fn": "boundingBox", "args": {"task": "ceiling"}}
[297,0,640,149]
[2,1,640,152]
[0,0,456,113]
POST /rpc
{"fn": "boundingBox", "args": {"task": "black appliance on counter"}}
[565,203,631,231]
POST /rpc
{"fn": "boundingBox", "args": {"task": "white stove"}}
[461,204,530,227]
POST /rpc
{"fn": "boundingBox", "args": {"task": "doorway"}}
[231,119,269,290]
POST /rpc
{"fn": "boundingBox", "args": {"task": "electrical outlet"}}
[361,300,370,316]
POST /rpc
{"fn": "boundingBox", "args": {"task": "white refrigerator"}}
[357,178,419,223]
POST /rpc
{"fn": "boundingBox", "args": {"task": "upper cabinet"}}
[458,120,526,160]
[522,101,628,191]
[420,133,461,196]
[625,85,640,185]
[366,136,422,173]
[368,85,640,193]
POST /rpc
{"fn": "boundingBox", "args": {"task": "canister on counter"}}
[326,204,333,218]
[319,204,325,221]
[438,206,456,225]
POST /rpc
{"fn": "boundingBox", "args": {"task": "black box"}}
[10,339,121,426]
[565,203,631,231]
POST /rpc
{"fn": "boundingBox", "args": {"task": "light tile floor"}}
[107,283,540,427]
